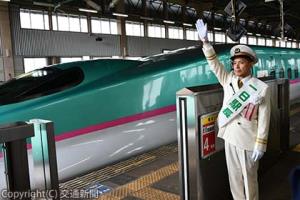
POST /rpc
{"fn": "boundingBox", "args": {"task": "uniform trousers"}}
[225,141,259,200]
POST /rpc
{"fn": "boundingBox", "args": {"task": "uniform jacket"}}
[202,43,271,152]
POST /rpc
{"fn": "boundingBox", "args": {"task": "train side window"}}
[0,67,84,105]
[287,68,292,79]
[19,67,84,101]
[269,69,275,78]
[279,67,284,78]
[267,56,275,78]
[295,67,299,78]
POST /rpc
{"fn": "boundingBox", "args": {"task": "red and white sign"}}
[200,111,218,158]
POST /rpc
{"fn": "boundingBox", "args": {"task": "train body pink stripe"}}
[0,105,176,158]
[55,105,176,142]
[290,78,300,84]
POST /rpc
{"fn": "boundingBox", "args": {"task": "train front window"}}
[0,67,83,105]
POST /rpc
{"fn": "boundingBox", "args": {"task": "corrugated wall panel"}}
[13,56,24,76]
[0,37,3,56]
[127,36,198,57]
[10,5,120,57]
[0,58,4,81]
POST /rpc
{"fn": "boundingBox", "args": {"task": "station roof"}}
[9,0,300,40]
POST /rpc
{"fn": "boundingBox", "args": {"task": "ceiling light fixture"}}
[78,8,98,13]
[213,27,222,30]
[112,13,128,17]
[163,20,175,24]
[183,23,193,27]
[140,16,154,21]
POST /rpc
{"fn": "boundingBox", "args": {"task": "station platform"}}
[60,109,300,200]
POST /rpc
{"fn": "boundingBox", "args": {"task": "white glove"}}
[195,19,208,42]
[248,94,264,105]
[251,149,264,162]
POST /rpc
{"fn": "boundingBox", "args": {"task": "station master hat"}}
[230,44,258,64]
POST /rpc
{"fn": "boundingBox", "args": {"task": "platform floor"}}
[60,110,300,200]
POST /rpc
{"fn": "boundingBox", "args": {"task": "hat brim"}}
[230,53,257,64]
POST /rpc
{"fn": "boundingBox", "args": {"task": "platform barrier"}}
[1,119,59,200]
[176,78,289,200]
[30,119,59,199]
[0,122,34,199]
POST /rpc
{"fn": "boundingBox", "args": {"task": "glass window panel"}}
[57,15,69,31]
[161,27,165,38]
[134,24,139,36]
[134,24,140,36]
[24,58,47,73]
[52,15,58,30]
[215,32,225,43]
[101,20,110,34]
[60,57,82,63]
[148,26,155,37]
[20,9,49,30]
[110,21,118,34]
[275,40,280,47]
[287,41,292,48]
[80,17,88,32]
[240,36,247,44]
[168,27,182,39]
[125,23,132,35]
[148,24,165,38]
[91,19,101,33]
[292,42,297,48]
[194,31,198,40]
[208,31,213,42]
[179,29,183,39]
[69,16,80,32]
[280,41,286,47]
[31,12,44,30]
[140,24,144,36]
[126,21,143,36]
[44,14,49,30]
[82,56,90,60]
[266,39,273,46]
[169,28,174,38]
[20,10,31,28]
[173,29,178,38]
[248,36,256,45]
[258,38,265,46]
[186,30,193,40]
[154,26,161,37]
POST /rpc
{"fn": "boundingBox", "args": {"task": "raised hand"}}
[195,19,208,42]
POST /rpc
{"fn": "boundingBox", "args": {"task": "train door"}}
[296,59,300,79]
[287,57,296,80]
[256,54,272,78]
[266,55,276,78]
[273,53,285,78]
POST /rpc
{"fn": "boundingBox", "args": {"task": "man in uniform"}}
[196,19,271,200]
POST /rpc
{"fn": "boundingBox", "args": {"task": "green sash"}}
[218,78,265,127]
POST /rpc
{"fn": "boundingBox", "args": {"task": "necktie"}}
[238,79,243,88]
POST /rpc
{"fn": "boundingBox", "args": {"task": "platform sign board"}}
[200,111,218,159]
